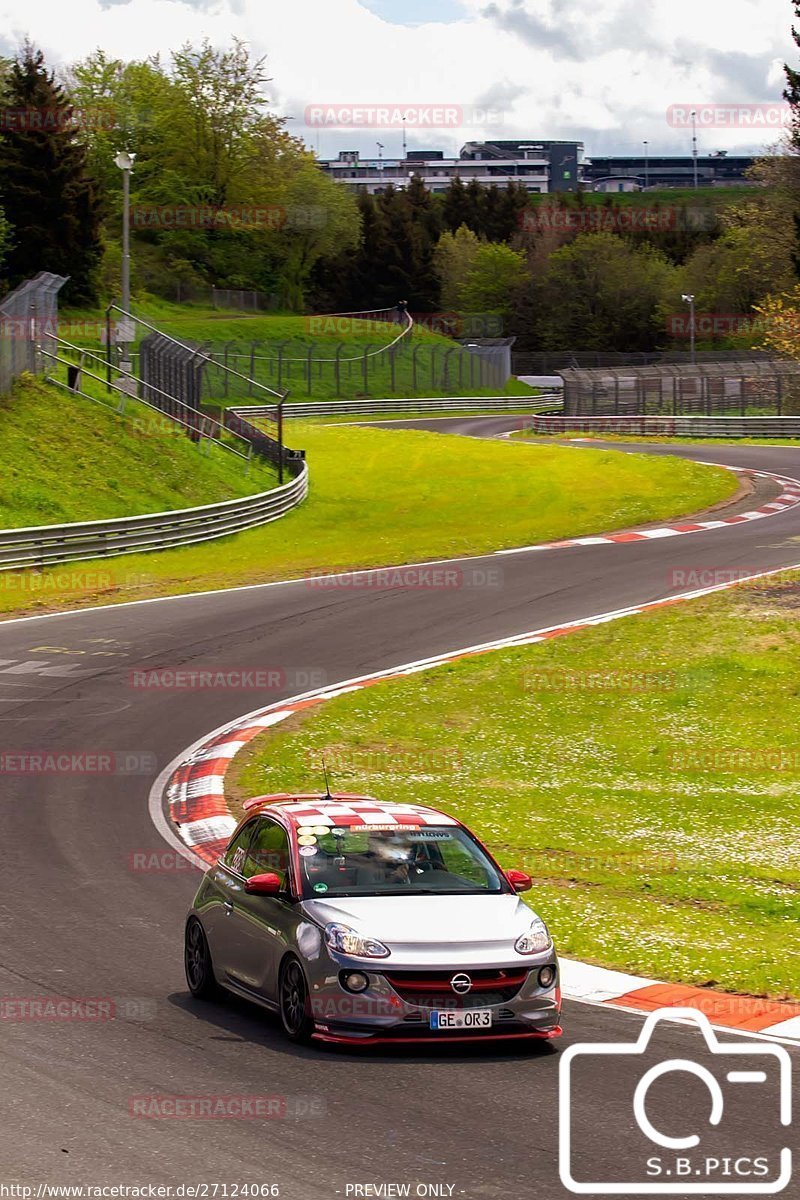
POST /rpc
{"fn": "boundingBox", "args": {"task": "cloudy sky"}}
[0,0,795,160]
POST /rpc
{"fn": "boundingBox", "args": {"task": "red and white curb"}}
[560,960,800,1046]
[151,558,800,1048]
[495,466,800,555]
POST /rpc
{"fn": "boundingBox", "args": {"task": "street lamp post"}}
[691,110,698,189]
[682,293,696,364]
[114,150,136,373]
[643,140,649,189]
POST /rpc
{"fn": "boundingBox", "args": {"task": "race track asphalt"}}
[0,420,796,1197]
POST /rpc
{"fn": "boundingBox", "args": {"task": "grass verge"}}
[0,425,736,617]
[230,572,800,1000]
[0,376,276,528]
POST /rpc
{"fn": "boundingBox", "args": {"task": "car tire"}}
[185,917,220,1000]
[279,956,314,1043]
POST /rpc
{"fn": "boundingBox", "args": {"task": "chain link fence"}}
[561,360,800,417]
[199,336,510,401]
[0,271,68,393]
[513,349,777,375]
[139,333,208,431]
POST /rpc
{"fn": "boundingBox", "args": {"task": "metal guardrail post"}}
[335,344,344,396]
[105,306,114,393]
[277,397,285,485]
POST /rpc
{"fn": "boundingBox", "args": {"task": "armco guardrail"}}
[0,465,308,572]
[230,394,563,420]
[527,415,800,438]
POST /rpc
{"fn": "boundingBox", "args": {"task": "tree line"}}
[1,22,800,354]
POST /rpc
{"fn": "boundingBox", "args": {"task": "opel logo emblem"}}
[450,973,472,994]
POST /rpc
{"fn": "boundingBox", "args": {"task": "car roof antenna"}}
[322,757,334,801]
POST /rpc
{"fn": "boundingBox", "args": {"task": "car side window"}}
[438,837,491,887]
[221,821,257,876]
[243,818,291,888]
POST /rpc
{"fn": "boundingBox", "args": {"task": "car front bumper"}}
[306,956,562,1045]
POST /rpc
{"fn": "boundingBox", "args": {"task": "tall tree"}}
[433,224,481,309]
[167,39,272,209]
[442,177,472,232]
[0,43,102,303]
[518,233,678,352]
[458,242,528,324]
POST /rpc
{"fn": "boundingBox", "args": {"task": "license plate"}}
[430,1009,493,1030]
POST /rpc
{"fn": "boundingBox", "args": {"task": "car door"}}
[224,816,298,1001]
[202,819,259,979]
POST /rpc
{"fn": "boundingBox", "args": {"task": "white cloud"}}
[0,0,794,156]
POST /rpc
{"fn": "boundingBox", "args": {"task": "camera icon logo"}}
[559,1007,793,1194]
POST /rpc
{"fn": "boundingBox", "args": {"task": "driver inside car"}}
[360,832,414,884]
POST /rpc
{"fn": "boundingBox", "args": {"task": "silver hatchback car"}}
[185,793,562,1046]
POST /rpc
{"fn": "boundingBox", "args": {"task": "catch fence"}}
[0,272,68,393]
[560,360,800,417]
[200,336,510,400]
[513,349,776,375]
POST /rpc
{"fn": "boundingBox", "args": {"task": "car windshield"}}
[297,824,506,898]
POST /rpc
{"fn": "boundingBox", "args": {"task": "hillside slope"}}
[0,376,276,529]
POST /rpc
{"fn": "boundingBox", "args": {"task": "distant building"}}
[592,177,644,193]
[319,143,760,195]
[584,152,756,190]
[318,140,585,195]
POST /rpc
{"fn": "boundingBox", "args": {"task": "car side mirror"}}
[505,868,532,893]
[245,872,282,896]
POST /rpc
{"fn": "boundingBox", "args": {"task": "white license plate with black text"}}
[430,1009,493,1030]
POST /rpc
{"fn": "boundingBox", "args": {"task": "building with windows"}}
[319,140,585,194]
[584,152,756,190]
[320,142,760,195]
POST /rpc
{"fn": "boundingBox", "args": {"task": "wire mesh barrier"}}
[560,360,800,417]
[513,349,777,375]
[139,333,208,433]
[210,287,277,311]
[0,272,68,393]
[109,306,513,402]
[197,329,511,402]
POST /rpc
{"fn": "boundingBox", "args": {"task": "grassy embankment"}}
[0,422,735,615]
[0,375,276,529]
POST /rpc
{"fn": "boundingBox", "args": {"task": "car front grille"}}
[384,968,528,1008]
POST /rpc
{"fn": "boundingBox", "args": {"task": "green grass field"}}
[231,571,800,1000]
[0,423,735,615]
[0,376,276,528]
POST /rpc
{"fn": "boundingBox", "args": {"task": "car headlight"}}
[515,918,552,955]
[325,922,390,959]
